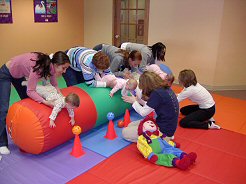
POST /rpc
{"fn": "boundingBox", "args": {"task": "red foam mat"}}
[172,85,246,135]
[68,129,246,184]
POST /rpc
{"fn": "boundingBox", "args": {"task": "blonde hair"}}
[65,93,80,107]
[139,71,168,98]
[128,78,138,90]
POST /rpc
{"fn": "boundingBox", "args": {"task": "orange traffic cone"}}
[104,120,117,140]
[70,134,85,158]
[123,109,131,127]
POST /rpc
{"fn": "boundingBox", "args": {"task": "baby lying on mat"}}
[95,74,138,97]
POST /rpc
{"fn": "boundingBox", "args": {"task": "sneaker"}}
[209,117,215,122]
[209,121,221,129]
[0,146,11,155]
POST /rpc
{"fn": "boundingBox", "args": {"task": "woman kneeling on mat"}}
[177,69,220,130]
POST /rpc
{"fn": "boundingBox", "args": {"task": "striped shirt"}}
[66,47,111,87]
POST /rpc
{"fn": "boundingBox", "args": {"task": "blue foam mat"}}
[0,110,143,184]
[81,110,143,157]
[0,137,106,184]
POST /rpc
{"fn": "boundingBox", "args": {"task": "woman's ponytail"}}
[32,52,51,79]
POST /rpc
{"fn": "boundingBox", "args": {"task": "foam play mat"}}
[68,128,246,184]
[2,82,246,184]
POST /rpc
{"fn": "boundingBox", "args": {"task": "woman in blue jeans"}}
[0,51,70,155]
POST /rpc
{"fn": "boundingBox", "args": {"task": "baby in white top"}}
[22,80,80,128]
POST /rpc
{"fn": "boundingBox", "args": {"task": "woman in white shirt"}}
[177,69,220,130]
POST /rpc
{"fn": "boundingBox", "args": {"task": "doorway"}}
[113,0,150,47]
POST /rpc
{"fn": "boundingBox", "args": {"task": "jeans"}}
[0,65,28,147]
[62,66,84,87]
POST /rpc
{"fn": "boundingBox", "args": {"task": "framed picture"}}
[34,0,57,23]
[0,0,13,24]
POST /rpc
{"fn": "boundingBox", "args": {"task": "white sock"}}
[209,121,221,129]
[209,117,215,121]
[21,81,28,86]
[0,155,2,161]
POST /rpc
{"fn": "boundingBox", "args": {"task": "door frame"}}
[112,0,150,46]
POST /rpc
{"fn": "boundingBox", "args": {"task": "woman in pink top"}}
[0,51,70,154]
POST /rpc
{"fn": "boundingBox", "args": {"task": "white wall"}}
[83,0,246,89]
[84,0,113,48]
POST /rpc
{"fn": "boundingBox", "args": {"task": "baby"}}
[146,64,174,86]
[22,81,80,128]
[95,74,138,97]
[146,64,167,80]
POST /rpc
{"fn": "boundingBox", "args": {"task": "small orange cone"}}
[147,111,155,118]
[123,109,131,127]
[70,134,85,158]
[104,120,117,140]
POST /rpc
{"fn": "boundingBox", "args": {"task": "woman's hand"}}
[122,94,137,104]
[43,100,55,107]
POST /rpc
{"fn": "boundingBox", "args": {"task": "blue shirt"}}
[159,63,172,75]
[147,87,179,136]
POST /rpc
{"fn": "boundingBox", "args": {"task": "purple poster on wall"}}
[34,0,57,23]
[0,0,13,24]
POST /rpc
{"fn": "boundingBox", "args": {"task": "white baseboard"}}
[173,81,246,91]
[203,85,246,91]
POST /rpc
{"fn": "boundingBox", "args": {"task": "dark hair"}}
[32,52,51,79]
[124,50,142,69]
[129,50,142,61]
[178,69,197,88]
[115,49,129,69]
[52,51,70,65]
[32,51,70,79]
[150,42,166,61]
[92,51,110,70]
[139,71,168,98]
